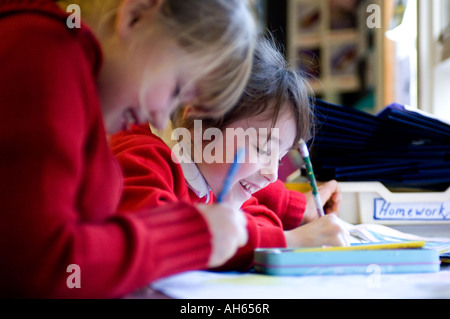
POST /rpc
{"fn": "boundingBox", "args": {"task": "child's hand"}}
[284,213,351,248]
[196,203,248,268]
[302,180,342,224]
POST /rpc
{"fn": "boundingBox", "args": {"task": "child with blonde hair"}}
[111,37,349,271]
[0,0,256,297]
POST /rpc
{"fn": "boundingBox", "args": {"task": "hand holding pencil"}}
[196,203,248,268]
[285,140,348,247]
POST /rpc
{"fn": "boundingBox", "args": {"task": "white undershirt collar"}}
[160,125,211,203]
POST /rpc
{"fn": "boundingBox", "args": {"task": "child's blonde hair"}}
[59,0,256,117]
[173,36,315,148]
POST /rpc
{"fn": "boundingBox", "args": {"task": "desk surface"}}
[129,265,450,299]
[391,224,450,238]
[127,224,450,299]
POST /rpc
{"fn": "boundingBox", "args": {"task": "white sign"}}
[374,198,450,220]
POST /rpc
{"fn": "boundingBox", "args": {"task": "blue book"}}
[254,243,440,276]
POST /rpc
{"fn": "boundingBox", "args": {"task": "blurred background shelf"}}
[286,0,387,114]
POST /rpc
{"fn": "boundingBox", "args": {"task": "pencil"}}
[216,148,246,203]
[298,139,325,217]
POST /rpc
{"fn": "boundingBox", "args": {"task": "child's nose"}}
[260,162,278,183]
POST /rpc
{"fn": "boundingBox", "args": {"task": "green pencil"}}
[298,139,325,217]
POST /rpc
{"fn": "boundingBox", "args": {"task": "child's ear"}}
[116,0,163,39]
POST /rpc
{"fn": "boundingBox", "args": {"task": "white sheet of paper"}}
[143,268,450,299]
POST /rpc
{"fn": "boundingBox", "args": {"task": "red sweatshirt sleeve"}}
[253,180,307,230]
[0,12,210,298]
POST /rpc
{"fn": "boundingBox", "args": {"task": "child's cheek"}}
[246,149,259,166]
[238,162,259,180]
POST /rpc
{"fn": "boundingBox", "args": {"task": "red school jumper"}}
[110,124,307,270]
[0,0,212,298]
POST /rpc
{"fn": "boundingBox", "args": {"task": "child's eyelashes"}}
[251,139,287,165]
[258,146,283,166]
[255,145,268,155]
[254,143,271,156]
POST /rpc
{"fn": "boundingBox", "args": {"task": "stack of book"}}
[308,100,450,191]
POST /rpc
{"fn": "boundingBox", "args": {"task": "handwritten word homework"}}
[374,198,450,221]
